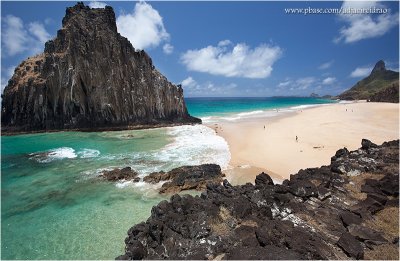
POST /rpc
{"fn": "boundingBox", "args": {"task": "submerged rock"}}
[118,139,399,260]
[1,2,200,134]
[101,167,139,182]
[143,164,224,194]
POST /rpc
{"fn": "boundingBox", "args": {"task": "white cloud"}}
[1,65,16,94]
[28,22,51,44]
[278,80,292,87]
[277,75,342,96]
[89,1,107,9]
[335,1,399,43]
[218,40,232,47]
[278,76,331,91]
[181,41,282,79]
[293,77,316,90]
[277,77,316,91]
[180,76,237,96]
[162,43,174,54]
[116,1,170,50]
[1,15,51,56]
[318,60,334,70]
[181,76,196,88]
[322,77,336,85]
[2,15,29,56]
[350,66,372,78]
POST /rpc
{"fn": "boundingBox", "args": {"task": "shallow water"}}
[1,126,229,259]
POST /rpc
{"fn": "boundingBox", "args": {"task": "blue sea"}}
[1,97,336,259]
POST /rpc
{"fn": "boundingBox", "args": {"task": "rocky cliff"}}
[369,82,399,103]
[337,60,399,102]
[1,2,200,133]
[118,139,399,260]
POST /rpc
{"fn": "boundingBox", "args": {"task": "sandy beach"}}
[207,102,399,184]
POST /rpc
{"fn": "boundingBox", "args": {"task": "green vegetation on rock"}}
[338,60,399,102]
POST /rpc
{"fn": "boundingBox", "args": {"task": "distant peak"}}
[372,60,386,74]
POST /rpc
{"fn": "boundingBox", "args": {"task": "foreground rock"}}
[101,167,139,182]
[118,139,399,260]
[1,2,200,134]
[143,164,224,194]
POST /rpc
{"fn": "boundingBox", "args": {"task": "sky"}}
[1,0,399,97]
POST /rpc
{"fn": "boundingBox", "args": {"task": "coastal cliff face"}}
[118,139,399,260]
[1,2,200,133]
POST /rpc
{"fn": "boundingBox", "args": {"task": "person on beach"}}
[264,125,265,130]
[296,136,298,142]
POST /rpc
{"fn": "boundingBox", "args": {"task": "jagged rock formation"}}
[143,164,224,194]
[118,139,399,260]
[1,2,200,133]
[337,60,399,102]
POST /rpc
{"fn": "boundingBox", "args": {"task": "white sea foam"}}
[29,147,77,163]
[200,116,213,123]
[115,180,167,199]
[77,149,100,158]
[83,125,231,190]
[115,180,134,188]
[338,100,356,104]
[158,125,231,170]
[288,104,321,110]
[237,110,264,117]
[81,167,112,177]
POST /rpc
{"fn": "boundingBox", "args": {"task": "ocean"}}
[1,97,335,259]
[186,97,336,122]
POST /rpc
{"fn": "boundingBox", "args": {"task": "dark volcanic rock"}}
[287,179,317,198]
[144,164,224,194]
[337,232,364,259]
[340,211,362,227]
[361,139,378,150]
[116,241,146,260]
[255,172,274,186]
[101,167,139,181]
[347,224,387,246]
[1,2,200,134]
[119,139,399,260]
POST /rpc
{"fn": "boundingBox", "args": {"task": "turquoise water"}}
[1,97,336,259]
[1,126,229,259]
[185,97,336,118]
[1,130,170,259]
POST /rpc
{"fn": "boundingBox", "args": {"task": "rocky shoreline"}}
[117,139,399,260]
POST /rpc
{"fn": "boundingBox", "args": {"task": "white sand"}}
[207,102,399,184]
